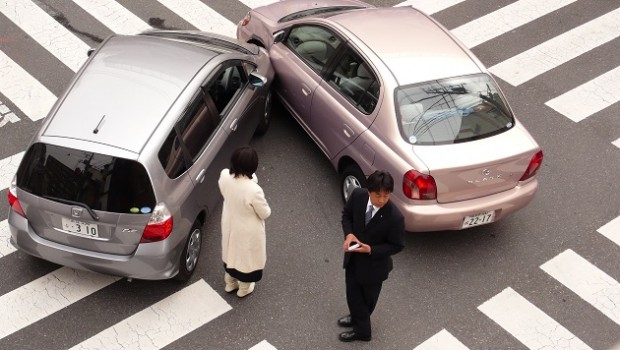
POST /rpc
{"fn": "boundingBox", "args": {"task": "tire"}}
[341,164,367,204]
[175,219,202,282]
[254,90,271,136]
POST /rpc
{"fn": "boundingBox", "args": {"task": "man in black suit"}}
[338,170,405,342]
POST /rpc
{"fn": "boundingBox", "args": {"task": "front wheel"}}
[341,164,367,204]
[175,219,202,282]
[254,90,271,136]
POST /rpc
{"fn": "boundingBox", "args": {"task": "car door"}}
[308,47,381,159]
[270,24,343,128]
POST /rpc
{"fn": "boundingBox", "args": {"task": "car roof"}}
[42,34,218,154]
[329,7,483,85]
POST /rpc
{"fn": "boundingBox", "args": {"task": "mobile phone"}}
[348,242,360,250]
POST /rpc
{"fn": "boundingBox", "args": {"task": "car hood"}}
[412,125,540,203]
[253,0,372,22]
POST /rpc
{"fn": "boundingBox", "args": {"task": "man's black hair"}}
[366,170,394,193]
[229,146,258,179]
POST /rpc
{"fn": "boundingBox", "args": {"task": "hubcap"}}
[185,228,201,272]
[343,175,362,202]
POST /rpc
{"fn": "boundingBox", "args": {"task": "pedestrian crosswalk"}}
[0,0,619,349]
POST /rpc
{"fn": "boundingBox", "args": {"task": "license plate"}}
[61,218,99,238]
[462,210,495,228]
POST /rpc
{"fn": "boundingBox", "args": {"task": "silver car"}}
[237,1,543,232]
[7,31,274,280]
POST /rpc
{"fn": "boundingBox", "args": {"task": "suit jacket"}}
[342,188,405,285]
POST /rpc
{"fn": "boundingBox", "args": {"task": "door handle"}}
[301,87,310,96]
[196,169,206,184]
[343,124,354,138]
[230,118,238,131]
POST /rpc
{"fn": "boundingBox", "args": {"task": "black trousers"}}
[345,263,383,337]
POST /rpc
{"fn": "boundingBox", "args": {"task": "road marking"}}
[541,249,620,326]
[0,100,20,128]
[452,0,578,48]
[156,0,236,37]
[613,138,620,149]
[489,7,620,86]
[249,340,277,350]
[413,329,470,350]
[72,0,151,35]
[0,151,24,191]
[237,0,279,9]
[598,215,620,246]
[478,287,592,350]
[70,279,231,350]
[0,0,89,72]
[0,267,120,340]
[0,50,57,121]
[545,66,620,122]
[394,0,466,15]
[0,219,17,258]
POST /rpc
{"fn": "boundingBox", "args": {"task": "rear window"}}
[16,143,156,214]
[396,74,514,145]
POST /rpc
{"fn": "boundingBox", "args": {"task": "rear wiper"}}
[43,195,100,221]
[479,93,509,117]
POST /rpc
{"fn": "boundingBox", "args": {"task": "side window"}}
[327,49,380,114]
[207,63,248,113]
[286,25,342,72]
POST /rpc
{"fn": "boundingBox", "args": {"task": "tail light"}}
[519,150,544,182]
[141,203,173,243]
[8,177,26,218]
[240,12,251,26]
[403,170,437,200]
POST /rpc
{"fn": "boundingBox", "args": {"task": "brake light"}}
[519,150,544,181]
[141,203,173,243]
[240,13,251,26]
[7,177,26,217]
[403,170,437,200]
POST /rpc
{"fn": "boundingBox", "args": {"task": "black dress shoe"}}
[339,331,371,342]
[337,315,353,327]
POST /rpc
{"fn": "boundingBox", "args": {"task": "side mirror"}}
[249,72,267,88]
[273,30,285,44]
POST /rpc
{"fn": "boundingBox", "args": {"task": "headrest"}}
[357,64,372,79]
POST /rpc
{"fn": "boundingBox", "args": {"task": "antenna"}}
[93,115,106,134]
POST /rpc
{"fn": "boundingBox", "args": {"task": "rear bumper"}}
[8,210,183,280]
[394,179,539,232]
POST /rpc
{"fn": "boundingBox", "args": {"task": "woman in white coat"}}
[218,146,271,297]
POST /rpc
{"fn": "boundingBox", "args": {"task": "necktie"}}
[365,205,373,225]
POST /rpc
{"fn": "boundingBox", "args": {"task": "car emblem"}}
[482,168,491,176]
[71,207,83,218]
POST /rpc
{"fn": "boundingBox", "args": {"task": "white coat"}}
[218,169,271,274]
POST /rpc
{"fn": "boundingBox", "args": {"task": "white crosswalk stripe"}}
[0,100,20,128]
[545,66,620,123]
[478,287,592,350]
[0,267,120,340]
[69,279,231,350]
[413,329,470,350]
[72,0,151,35]
[238,0,279,9]
[394,0,466,15]
[0,151,24,191]
[156,0,236,37]
[541,249,620,326]
[613,138,620,149]
[489,7,620,86]
[0,220,17,257]
[249,340,278,350]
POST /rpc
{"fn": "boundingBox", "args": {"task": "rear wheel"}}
[175,219,202,282]
[254,90,271,136]
[341,164,367,204]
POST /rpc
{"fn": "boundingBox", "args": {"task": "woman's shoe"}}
[237,282,255,297]
[224,273,239,293]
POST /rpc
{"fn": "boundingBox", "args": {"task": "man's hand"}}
[343,233,371,254]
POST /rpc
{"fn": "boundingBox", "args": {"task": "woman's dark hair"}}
[366,170,394,193]
[229,146,258,179]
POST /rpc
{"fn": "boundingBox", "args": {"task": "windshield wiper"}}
[43,195,100,221]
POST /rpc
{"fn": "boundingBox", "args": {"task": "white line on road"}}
[249,340,278,350]
[156,0,236,37]
[0,50,57,121]
[613,138,620,149]
[545,66,620,122]
[72,0,151,35]
[478,287,592,350]
[0,267,120,340]
[541,249,620,326]
[413,329,470,350]
[0,219,17,258]
[598,215,620,246]
[70,279,231,350]
[237,0,279,9]
[394,0,466,15]
[489,7,620,86]
[0,0,89,72]
[452,0,578,48]
[0,151,24,191]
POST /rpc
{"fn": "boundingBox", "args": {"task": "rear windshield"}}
[16,143,156,214]
[396,74,514,145]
